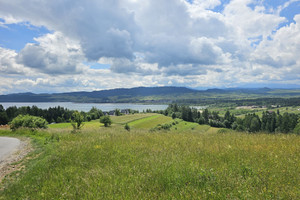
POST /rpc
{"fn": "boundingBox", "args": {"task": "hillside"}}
[1,86,300,104]
[0,87,197,103]
[0,114,299,199]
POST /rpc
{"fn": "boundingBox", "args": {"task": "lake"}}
[0,102,169,112]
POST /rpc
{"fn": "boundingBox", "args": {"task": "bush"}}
[124,123,130,131]
[100,116,112,127]
[150,123,172,132]
[10,115,48,130]
[293,120,300,135]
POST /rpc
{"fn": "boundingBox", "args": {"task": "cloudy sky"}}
[0,0,300,94]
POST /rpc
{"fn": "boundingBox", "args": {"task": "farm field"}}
[0,114,299,199]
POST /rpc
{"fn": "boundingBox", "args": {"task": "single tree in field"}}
[71,111,84,132]
[100,116,112,127]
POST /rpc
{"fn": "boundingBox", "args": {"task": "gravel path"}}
[0,137,31,182]
[0,137,21,161]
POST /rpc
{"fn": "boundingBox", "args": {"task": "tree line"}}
[0,105,137,125]
[174,97,300,107]
[155,104,300,134]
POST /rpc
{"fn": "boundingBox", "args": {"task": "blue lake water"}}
[0,102,169,112]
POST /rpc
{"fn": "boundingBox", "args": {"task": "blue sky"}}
[0,21,50,51]
[0,0,300,94]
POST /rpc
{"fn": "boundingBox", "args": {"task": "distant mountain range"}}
[1,86,300,103]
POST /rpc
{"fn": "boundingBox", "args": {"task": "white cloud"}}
[191,0,221,9]
[0,0,300,93]
[0,47,29,74]
[223,0,285,38]
[17,32,86,75]
[252,14,300,69]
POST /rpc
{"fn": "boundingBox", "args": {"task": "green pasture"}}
[170,120,206,132]
[128,114,173,129]
[110,113,156,124]
[48,120,104,130]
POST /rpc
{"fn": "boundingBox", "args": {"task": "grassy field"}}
[128,115,173,129]
[111,113,156,124]
[48,119,104,130]
[0,114,299,199]
[170,120,210,132]
[48,113,156,130]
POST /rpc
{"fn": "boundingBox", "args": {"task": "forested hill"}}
[58,86,197,97]
[1,86,300,104]
[0,87,198,103]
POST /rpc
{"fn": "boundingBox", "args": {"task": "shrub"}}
[86,115,92,122]
[10,115,48,130]
[161,123,172,130]
[150,123,172,132]
[293,120,300,135]
[124,123,130,131]
[100,116,112,127]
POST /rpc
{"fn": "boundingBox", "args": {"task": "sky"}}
[0,0,300,94]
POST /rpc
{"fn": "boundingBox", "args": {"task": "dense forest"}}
[0,105,130,125]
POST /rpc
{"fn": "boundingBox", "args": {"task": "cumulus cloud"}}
[191,0,221,9]
[16,32,86,75]
[1,0,234,70]
[0,0,300,93]
[223,0,286,38]
[0,0,137,60]
[0,47,28,74]
[252,14,300,69]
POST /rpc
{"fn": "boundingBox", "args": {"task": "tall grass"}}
[0,120,299,199]
[111,113,156,124]
[129,115,173,129]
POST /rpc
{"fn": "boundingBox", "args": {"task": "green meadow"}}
[0,114,299,199]
[128,115,174,129]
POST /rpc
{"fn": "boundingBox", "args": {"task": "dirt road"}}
[0,137,21,161]
[0,137,31,181]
